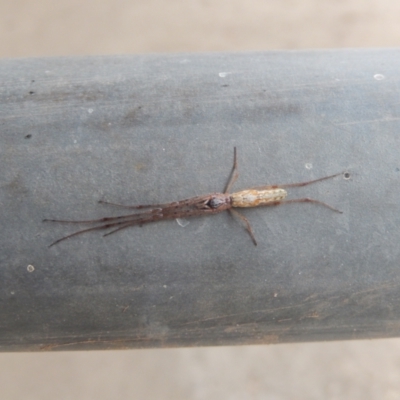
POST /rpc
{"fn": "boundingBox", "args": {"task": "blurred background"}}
[2,0,400,399]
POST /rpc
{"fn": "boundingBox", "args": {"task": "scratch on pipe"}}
[176,301,322,327]
[335,117,400,126]
[40,338,137,351]
[44,148,344,247]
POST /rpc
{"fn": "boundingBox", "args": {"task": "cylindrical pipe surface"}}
[0,50,399,350]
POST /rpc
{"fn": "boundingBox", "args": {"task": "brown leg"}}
[98,200,168,209]
[98,200,141,208]
[277,173,343,189]
[252,172,343,191]
[271,198,342,213]
[224,147,239,194]
[229,208,258,246]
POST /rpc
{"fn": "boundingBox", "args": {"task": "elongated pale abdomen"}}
[231,188,287,208]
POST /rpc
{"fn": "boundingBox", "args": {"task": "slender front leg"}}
[98,199,171,209]
[224,147,239,194]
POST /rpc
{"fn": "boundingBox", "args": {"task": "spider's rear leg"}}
[270,197,342,213]
[229,208,257,246]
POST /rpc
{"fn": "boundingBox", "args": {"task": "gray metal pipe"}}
[1,50,399,351]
